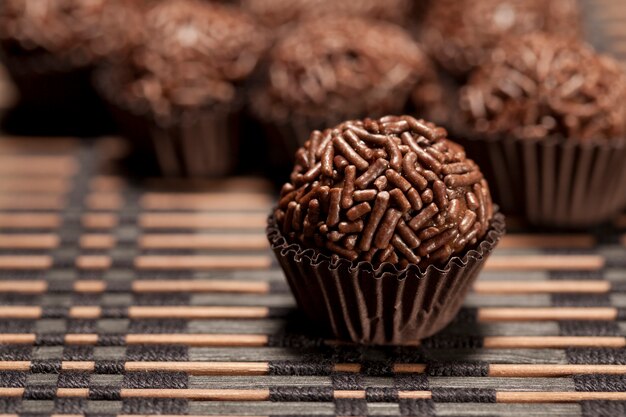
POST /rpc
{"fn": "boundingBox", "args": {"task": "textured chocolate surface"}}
[274,115,494,268]
[0,0,143,64]
[460,33,626,141]
[241,0,412,28]
[252,17,442,124]
[420,0,581,77]
[109,0,269,119]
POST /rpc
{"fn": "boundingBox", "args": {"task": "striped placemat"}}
[0,0,625,416]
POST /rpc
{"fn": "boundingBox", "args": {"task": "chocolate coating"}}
[108,0,269,120]
[460,33,626,141]
[0,0,143,65]
[241,0,412,28]
[420,0,581,77]
[252,17,443,125]
[274,115,494,268]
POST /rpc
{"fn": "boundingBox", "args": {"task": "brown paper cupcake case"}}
[95,68,240,178]
[267,212,505,346]
[460,134,626,228]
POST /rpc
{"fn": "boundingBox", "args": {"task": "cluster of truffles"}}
[274,116,494,268]
[253,17,442,125]
[420,0,581,77]
[241,0,412,28]
[112,0,269,120]
[460,33,626,141]
[0,0,143,64]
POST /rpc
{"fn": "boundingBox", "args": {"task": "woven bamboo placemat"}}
[0,1,625,416]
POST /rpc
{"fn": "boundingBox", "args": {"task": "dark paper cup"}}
[95,68,240,178]
[460,134,626,228]
[267,212,505,346]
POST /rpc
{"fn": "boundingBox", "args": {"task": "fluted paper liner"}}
[94,67,240,178]
[267,213,505,346]
[460,134,626,228]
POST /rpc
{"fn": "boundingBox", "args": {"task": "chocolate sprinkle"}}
[274,116,494,267]
[460,33,626,141]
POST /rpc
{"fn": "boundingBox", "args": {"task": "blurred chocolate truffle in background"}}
[420,0,581,78]
[104,0,268,121]
[95,0,269,177]
[251,16,444,157]
[0,0,143,65]
[459,33,626,141]
[274,115,494,268]
[241,0,412,29]
[0,0,145,135]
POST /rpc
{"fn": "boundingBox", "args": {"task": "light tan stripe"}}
[0,256,52,269]
[73,281,107,293]
[0,213,61,228]
[484,255,605,271]
[0,178,69,193]
[75,255,112,270]
[125,334,269,346]
[483,336,626,349]
[64,334,99,344]
[498,234,596,249]
[79,234,116,249]
[81,213,118,229]
[119,388,270,401]
[139,234,268,250]
[496,391,626,403]
[128,306,270,319]
[89,176,126,191]
[134,255,272,270]
[68,306,102,319]
[0,306,42,318]
[125,362,269,375]
[139,213,267,229]
[131,280,270,294]
[0,281,47,293]
[84,193,124,210]
[489,364,626,377]
[0,195,65,210]
[61,362,95,372]
[0,156,77,175]
[473,280,611,294]
[478,307,618,321]
[0,234,59,249]
[0,137,79,152]
[143,177,274,192]
[140,193,273,210]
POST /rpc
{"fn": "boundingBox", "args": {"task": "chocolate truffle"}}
[460,33,626,141]
[241,0,412,28]
[0,0,143,65]
[420,0,581,77]
[111,0,269,121]
[252,17,442,130]
[274,115,494,268]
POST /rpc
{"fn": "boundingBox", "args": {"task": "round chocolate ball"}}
[252,17,442,126]
[112,0,269,120]
[274,115,494,268]
[241,0,412,28]
[459,33,626,141]
[420,0,581,77]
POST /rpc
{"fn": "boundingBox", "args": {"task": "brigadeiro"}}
[267,115,505,345]
[241,0,412,29]
[251,17,445,166]
[95,0,269,177]
[457,33,626,227]
[420,0,581,78]
[0,0,144,134]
